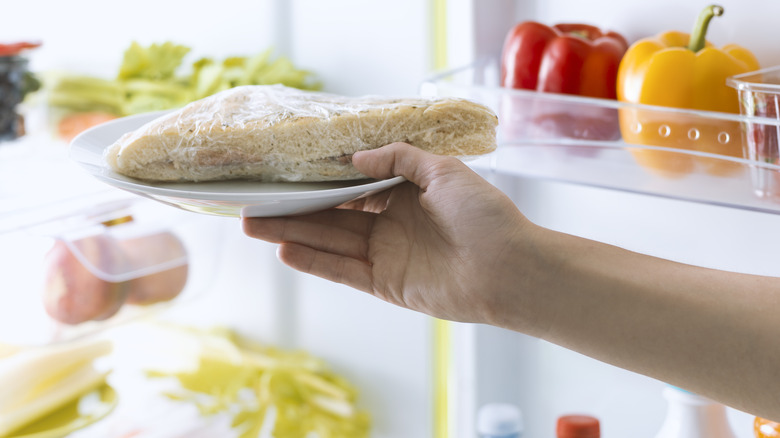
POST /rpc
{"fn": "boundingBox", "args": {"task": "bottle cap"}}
[557,415,600,438]
[477,403,523,436]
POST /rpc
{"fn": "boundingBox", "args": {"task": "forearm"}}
[495,224,780,419]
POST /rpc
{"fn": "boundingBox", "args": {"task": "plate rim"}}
[90,172,407,201]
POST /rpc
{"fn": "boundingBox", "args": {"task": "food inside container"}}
[422,59,780,214]
[0,337,115,437]
[728,66,780,198]
[0,195,222,346]
[618,105,747,179]
[499,90,621,146]
[498,21,627,144]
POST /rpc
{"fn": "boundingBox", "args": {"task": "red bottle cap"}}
[557,415,600,438]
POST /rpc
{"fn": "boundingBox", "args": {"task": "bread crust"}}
[104,85,498,182]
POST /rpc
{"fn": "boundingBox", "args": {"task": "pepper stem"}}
[688,5,724,52]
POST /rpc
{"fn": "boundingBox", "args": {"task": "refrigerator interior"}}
[442,1,780,437]
[3,0,780,437]
[3,1,438,437]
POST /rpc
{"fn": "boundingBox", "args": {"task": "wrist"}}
[481,220,561,337]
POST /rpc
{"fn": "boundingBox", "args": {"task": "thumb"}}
[353,142,449,190]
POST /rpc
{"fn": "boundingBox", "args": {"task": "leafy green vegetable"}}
[191,58,225,100]
[118,42,191,81]
[45,74,124,114]
[43,41,321,117]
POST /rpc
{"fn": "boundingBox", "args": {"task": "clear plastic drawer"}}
[421,59,780,215]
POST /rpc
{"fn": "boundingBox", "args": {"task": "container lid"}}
[727,65,780,94]
[476,403,523,436]
[557,415,600,438]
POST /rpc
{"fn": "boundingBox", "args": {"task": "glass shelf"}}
[420,59,780,215]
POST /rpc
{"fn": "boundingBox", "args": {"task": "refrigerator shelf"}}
[421,59,780,215]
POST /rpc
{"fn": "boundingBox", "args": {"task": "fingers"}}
[242,209,376,260]
[277,243,373,294]
[352,142,460,190]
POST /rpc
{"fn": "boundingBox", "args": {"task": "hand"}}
[242,142,532,324]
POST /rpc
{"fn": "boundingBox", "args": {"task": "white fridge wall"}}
[460,0,780,68]
[4,0,433,96]
[288,0,433,96]
[4,0,282,77]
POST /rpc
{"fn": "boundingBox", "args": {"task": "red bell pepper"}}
[499,22,628,143]
[501,22,628,98]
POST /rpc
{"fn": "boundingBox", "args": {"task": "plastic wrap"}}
[104,84,498,182]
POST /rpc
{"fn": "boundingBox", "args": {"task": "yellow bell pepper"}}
[617,5,760,177]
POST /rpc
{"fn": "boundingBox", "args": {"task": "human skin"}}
[242,142,780,421]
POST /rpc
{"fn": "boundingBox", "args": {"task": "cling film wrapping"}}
[103,84,498,183]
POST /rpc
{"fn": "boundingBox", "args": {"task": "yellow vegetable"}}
[146,327,370,438]
[0,338,112,436]
[617,5,760,177]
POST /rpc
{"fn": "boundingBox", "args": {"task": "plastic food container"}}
[727,66,780,199]
[421,59,780,215]
[0,127,225,347]
[0,193,223,346]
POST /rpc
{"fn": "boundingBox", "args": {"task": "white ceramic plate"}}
[69,112,406,217]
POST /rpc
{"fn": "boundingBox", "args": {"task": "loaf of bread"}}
[104,84,498,182]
